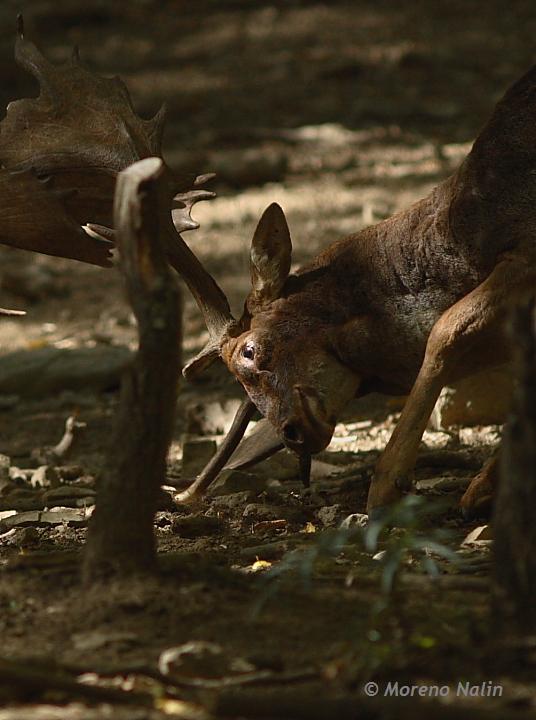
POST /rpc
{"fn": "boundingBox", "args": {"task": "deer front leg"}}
[367,254,531,515]
[367,350,447,513]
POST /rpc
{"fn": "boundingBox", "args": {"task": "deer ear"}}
[246,203,292,315]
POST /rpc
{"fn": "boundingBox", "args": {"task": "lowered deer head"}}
[219,203,361,455]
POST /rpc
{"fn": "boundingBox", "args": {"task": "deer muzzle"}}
[281,385,335,454]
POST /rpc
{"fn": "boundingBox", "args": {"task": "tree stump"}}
[83,157,181,580]
[492,298,536,632]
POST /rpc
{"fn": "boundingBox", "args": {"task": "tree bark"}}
[83,157,181,580]
[492,297,536,632]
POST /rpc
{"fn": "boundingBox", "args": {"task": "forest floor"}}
[0,0,535,718]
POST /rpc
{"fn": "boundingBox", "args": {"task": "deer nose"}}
[282,421,305,448]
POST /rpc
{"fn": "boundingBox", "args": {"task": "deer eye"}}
[241,343,255,361]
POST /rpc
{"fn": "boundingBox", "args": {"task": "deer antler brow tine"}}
[14,16,54,90]
[175,398,257,502]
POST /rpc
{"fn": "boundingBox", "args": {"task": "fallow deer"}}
[177,65,536,518]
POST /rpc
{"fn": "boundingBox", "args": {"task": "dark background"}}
[1,0,535,164]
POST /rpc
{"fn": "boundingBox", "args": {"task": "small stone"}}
[72,631,139,652]
[243,503,281,522]
[0,508,88,532]
[16,526,40,548]
[317,504,343,527]
[242,503,303,524]
[415,476,470,493]
[0,509,16,524]
[30,465,60,489]
[339,513,368,529]
[172,514,227,538]
[41,509,90,527]
[181,437,217,478]
[252,519,288,534]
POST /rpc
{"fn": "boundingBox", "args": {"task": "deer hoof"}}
[460,494,493,520]
[459,463,497,519]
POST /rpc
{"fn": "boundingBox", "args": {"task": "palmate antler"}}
[0,19,275,494]
[0,18,218,267]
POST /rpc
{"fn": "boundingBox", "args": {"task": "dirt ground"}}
[0,0,534,718]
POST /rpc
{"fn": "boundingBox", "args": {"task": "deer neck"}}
[278,171,499,392]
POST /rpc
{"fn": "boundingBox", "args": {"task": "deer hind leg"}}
[366,254,532,516]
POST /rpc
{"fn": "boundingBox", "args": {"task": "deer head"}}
[183,203,361,462]
[221,204,360,454]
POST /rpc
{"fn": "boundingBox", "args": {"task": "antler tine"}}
[14,16,54,93]
[176,401,285,502]
[172,188,216,233]
[175,398,256,502]
[194,173,216,186]
[165,173,239,374]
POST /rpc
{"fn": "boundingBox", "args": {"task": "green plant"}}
[253,496,458,614]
